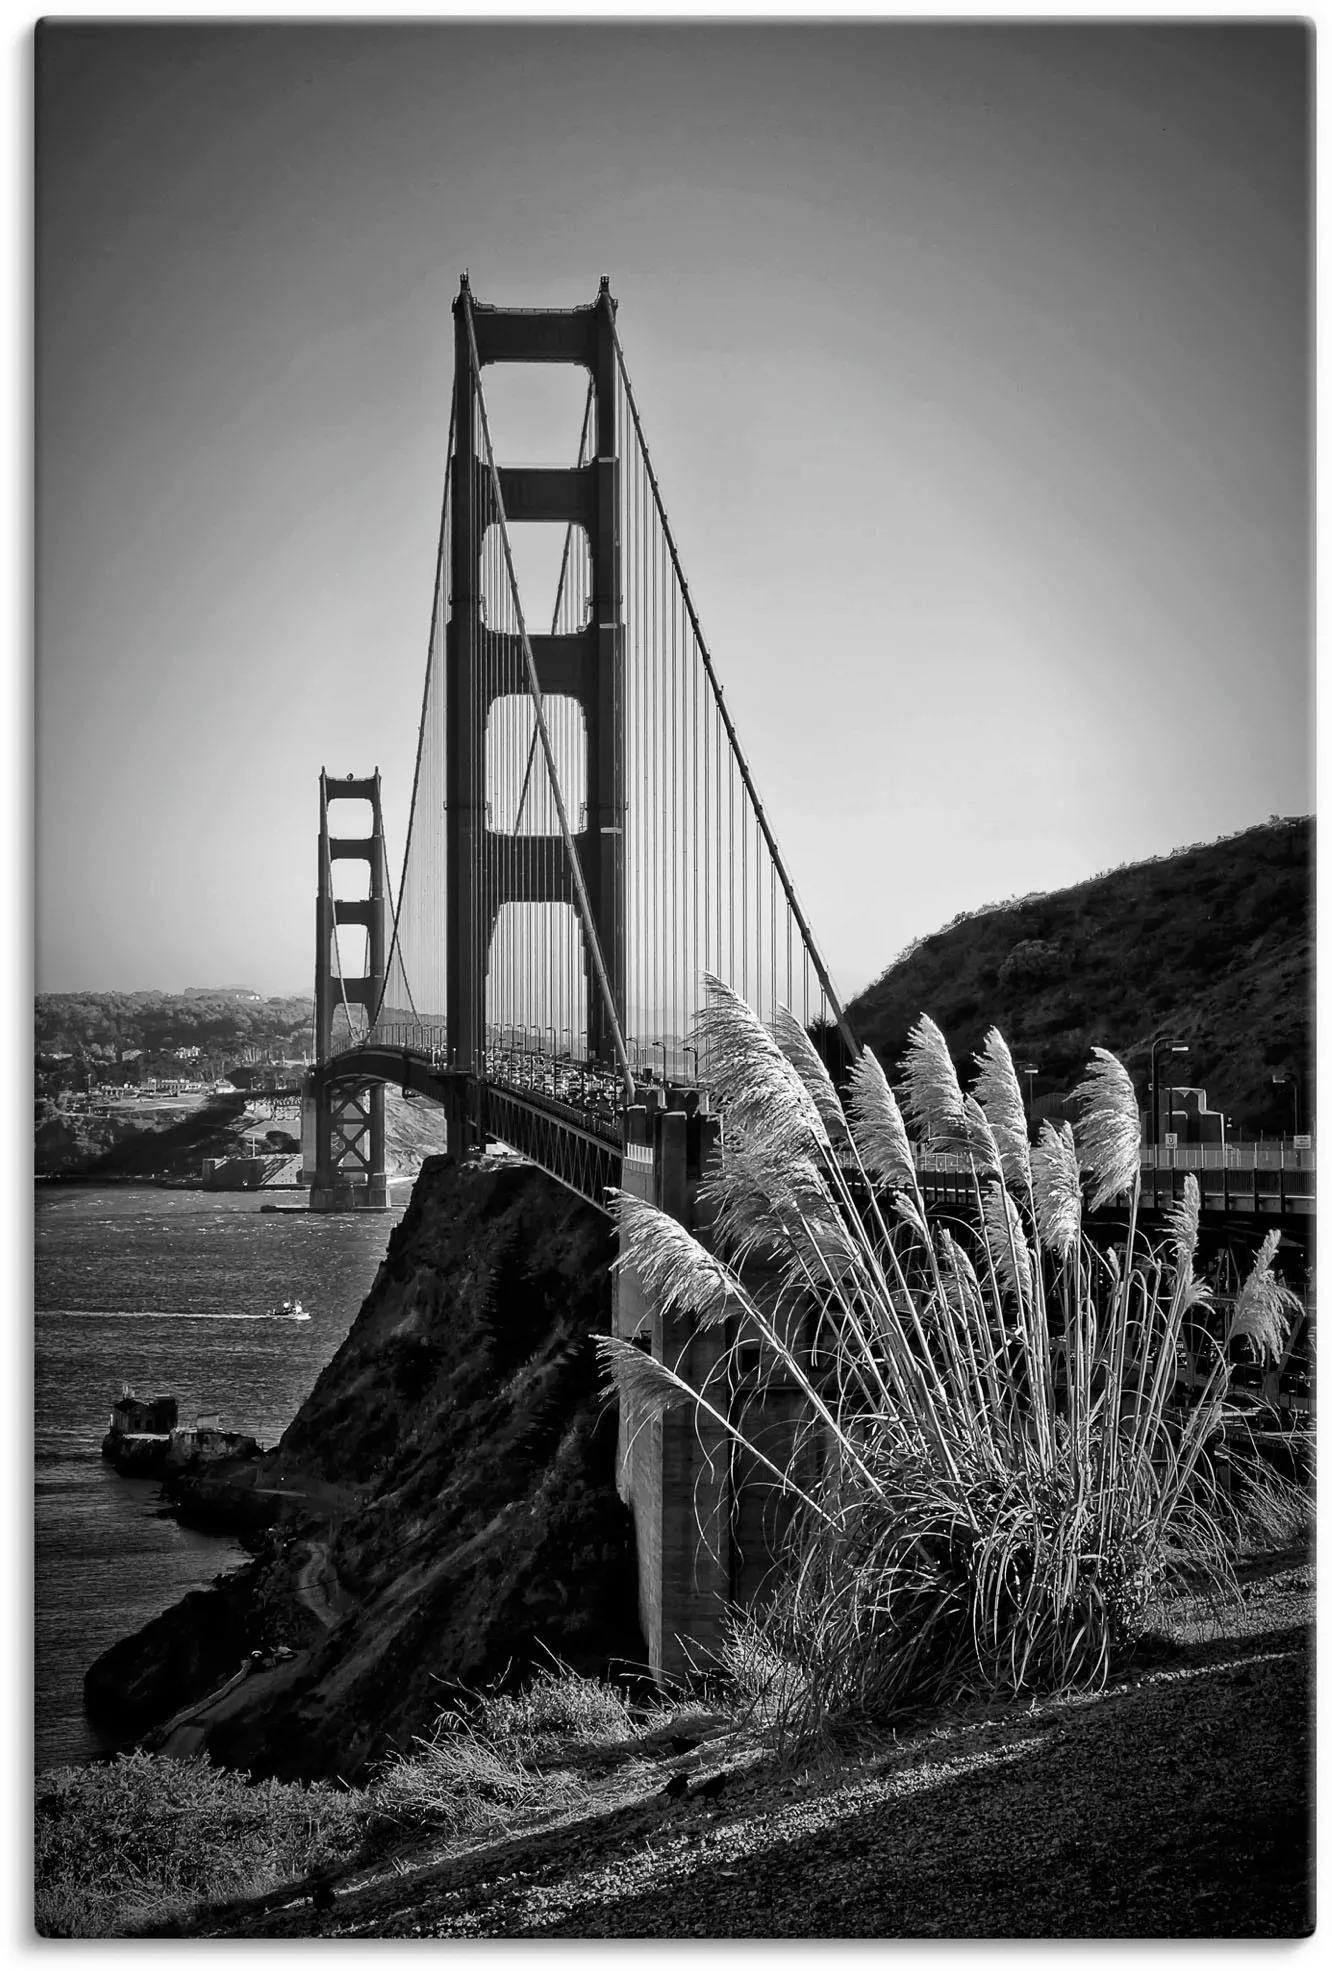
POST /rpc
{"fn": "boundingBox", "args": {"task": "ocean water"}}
[34,1185,405,1772]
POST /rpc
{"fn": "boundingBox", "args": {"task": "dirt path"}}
[294,1537,342,1630]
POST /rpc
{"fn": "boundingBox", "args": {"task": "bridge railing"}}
[325,1022,449,1064]
[909,1142,1314,1175]
[1140,1143,1315,1172]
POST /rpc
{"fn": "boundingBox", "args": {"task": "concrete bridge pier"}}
[613,1092,732,1686]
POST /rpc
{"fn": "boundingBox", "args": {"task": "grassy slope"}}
[846,817,1313,1132]
[112,1549,1311,1942]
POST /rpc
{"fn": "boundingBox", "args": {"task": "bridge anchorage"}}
[303,276,857,1679]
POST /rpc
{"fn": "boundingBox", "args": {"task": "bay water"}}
[34,1184,405,1772]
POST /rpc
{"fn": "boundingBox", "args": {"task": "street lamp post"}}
[1019,1062,1039,1131]
[1149,1035,1189,1150]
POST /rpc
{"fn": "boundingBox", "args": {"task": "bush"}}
[997,937,1064,989]
[35,1752,369,1937]
[468,1663,639,1749]
[602,981,1297,1737]
[369,1728,582,1842]
[367,1665,639,1845]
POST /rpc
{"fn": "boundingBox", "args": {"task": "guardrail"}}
[910,1143,1315,1175]
[326,1022,448,1062]
[1140,1144,1315,1172]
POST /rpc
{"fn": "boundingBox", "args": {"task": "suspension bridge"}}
[294,275,864,1677]
[301,275,853,1218]
[295,278,1311,1681]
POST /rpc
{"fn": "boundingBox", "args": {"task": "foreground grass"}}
[54,1543,1310,1941]
[34,1669,715,1938]
[36,1506,1311,1944]
[35,1752,369,1938]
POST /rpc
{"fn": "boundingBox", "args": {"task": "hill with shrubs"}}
[846,816,1312,1136]
[36,991,313,1070]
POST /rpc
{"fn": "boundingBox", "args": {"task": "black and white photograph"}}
[30,13,1313,1942]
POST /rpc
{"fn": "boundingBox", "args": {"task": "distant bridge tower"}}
[306,769,390,1210]
[445,274,626,1155]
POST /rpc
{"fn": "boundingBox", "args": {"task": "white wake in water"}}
[37,1309,313,1321]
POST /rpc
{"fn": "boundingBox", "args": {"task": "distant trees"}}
[34,992,313,1074]
[997,939,1064,991]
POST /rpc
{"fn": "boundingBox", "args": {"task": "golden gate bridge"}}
[303,276,854,1213]
[294,278,1311,1678]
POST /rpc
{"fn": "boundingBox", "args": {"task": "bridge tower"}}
[445,275,625,1156]
[307,769,390,1211]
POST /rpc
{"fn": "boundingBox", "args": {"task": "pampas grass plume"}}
[1031,1120,1082,1261]
[899,1013,966,1141]
[972,1028,1033,1194]
[1071,1047,1141,1211]
[845,1047,915,1191]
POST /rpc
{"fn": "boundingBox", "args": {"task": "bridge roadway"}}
[310,1036,630,1204]
[307,1032,1315,1237]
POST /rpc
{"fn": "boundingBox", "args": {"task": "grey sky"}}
[35,21,1311,1000]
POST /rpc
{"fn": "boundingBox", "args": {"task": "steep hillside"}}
[83,1155,643,1784]
[847,817,1313,1133]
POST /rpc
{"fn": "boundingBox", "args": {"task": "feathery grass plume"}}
[598,1327,848,1523]
[770,1005,851,1148]
[899,1013,966,1142]
[960,1093,1004,1182]
[1031,1120,1082,1261]
[1227,1230,1300,1368]
[693,974,828,1162]
[604,1011,1244,1742]
[1071,1047,1141,1211]
[610,1190,747,1329]
[890,1186,930,1240]
[1163,1172,1202,1269]
[845,1047,915,1192]
[972,1028,1033,1194]
[597,1331,715,1422]
[981,1182,1034,1314]
[701,1135,859,1283]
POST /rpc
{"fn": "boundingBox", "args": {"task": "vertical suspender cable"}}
[609,321,858,1061]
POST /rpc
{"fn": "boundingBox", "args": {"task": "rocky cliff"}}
[84,1152,644,1783]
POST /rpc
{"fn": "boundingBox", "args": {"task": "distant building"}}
[1163,1086,1226,1147]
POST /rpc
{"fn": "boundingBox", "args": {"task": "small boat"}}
[269,1298,310,1321]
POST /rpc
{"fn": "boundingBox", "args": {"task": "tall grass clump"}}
[369,1665,641,1844]
[600,979,1292,1733]
[35,1752,369,1937]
